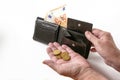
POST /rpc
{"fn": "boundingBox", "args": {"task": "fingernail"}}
[48,42,52,46]
[85,31,90,34]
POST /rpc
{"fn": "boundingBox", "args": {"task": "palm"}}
[55,54,88,77]
[43,42,90,78]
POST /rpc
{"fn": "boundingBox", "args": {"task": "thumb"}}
[85,31,98,45]
[43,60,57,70]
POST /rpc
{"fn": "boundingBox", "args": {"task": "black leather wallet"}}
[33,17,59,44]
[33,17,93,58]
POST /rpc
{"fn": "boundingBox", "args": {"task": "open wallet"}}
[33,17,93,59]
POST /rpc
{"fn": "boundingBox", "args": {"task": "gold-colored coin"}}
[61,52,71,61]
[55,55,62,59]
[53,50,61,56]
[53,50,71,61]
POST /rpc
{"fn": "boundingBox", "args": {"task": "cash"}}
[44,5,67,28]
[53,50,71,61]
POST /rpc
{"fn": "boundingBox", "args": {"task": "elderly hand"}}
[85,28,120,71]
[43,42,108,80]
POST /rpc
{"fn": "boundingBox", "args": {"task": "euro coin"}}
[56,55,62,59]
[53,50,61,56]
[61,52,71,61]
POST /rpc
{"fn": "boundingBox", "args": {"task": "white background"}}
[0,0,120,80]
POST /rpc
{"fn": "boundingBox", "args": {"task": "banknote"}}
[44,5,67,28]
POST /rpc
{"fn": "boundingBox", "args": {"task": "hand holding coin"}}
[53,50,71,61]
[43,42,90,78]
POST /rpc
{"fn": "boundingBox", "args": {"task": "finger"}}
[92,28,103,33]
[92,28,106,38]
[46,46,53,54]
[62,44,86,60]
[47,43,58,61]
[46,47,54,58]
[62,44,75,53]
[53,42,66,52]
[85,31,99,46]
[62,44,78,57]
[43,60,57,71]
[48,42,57,51]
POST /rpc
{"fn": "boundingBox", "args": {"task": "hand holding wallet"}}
[33,17,93,59]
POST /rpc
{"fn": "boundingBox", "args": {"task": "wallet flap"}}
[57,27,92,58]
[61,37,87,58]
[67,18,92,33]
[67,30,86,42]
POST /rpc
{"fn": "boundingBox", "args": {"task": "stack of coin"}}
[53,50,71,61]
[53,50,62,59]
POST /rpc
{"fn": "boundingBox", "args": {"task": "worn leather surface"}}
[33,17,59,44]
[33,17,92,58]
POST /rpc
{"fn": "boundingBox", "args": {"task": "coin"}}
[53,50,71,61]
[53,50,61,55]
[61,52,71,61]
[56,55,62,59]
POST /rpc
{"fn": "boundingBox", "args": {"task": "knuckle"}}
[96,40,102,45]
[104,32,111,36]
[58,70,64,75]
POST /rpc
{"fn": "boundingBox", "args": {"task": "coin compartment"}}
[61,37,87,57]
